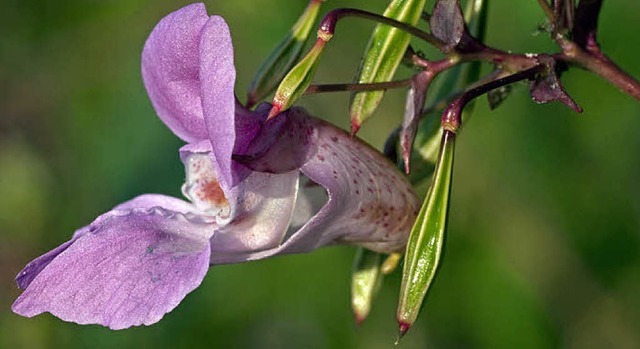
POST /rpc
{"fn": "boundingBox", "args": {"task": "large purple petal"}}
[13,199,213,329]
[141,3,209,143]
[199,15,237,190]
[17,194,199,290]
[227,107,420,263]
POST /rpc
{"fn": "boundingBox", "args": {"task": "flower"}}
[12,3,419,330]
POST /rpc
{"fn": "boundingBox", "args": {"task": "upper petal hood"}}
[143,4,237,190]
[142,3,210,143]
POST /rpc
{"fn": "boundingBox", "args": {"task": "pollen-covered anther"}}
[182,154,231,221]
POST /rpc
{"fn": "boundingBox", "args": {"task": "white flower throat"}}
[182,154,231,223]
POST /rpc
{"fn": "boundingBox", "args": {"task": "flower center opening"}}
[182,154,231,222]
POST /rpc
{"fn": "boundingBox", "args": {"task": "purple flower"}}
[12,3,419,329]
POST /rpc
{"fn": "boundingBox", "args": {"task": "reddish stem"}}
[555,38,640,101]
[441,65,545,132]
[318,8,442,48]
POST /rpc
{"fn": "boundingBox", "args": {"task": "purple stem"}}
[318,8,443,48]
[441,65,545,131]
[555,38,640,101]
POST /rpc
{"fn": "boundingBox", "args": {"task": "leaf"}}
[350,0,427,134]
[429,0,465,51]
[396,130,456,337]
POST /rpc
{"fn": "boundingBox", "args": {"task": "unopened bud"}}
[247,0,323,107]
[268,37,328,119]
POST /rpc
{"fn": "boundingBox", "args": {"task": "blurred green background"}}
[1,0,639,348]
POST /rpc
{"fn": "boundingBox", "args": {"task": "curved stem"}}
[442,65,545,131]
[318,8,443,49]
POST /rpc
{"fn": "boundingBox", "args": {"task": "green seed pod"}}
[247,0,323,107]
[351,248,383,325]
[350,0,427,134]
[396,130,456,338]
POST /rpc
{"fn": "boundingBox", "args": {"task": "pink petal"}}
[199,15,237,190]
[12,206,213,330]
[141,3,209,143]
[16,195,201,289]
